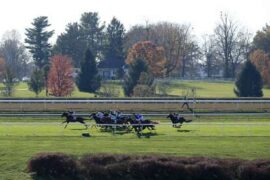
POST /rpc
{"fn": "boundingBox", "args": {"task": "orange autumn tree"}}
[47,55,74,96]
[126,41,166,77]
[250,49,270,86]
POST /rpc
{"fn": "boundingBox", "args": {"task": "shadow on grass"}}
[177,129,194,133]
[70,128,88,131]
[136,132,158,138]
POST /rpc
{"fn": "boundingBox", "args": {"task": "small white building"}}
[98,60,120,80]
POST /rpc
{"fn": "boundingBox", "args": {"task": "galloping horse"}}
[61,112,88,129]
[167,113,192,128]
[127,117,158,133]
[89,113,129,130]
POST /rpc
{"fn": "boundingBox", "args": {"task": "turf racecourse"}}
[0,117,270,180]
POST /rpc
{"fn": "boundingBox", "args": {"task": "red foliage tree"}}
[47,55,74,96]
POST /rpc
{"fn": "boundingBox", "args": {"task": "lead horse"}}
[167,113,192,128]
[61,112,88,129]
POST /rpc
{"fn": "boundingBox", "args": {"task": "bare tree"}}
[0,30,30,79]
[201,35,220,77]
[214,12,251,78]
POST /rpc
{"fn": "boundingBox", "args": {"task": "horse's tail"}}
[185,119,192,123]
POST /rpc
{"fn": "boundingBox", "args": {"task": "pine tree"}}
[102,17,125,78]
[25,16,54,69]
[123,59,148,96]
[77,49,101,93]
[234,61,263,97]
[3,65,17,96]
[53,23,86,68]
[28,68,44,97]
[80,12,105,58]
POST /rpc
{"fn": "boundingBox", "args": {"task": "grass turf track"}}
[0,116,270,179]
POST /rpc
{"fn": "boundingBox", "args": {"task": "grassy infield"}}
[4,80,270,98]
[0,80,270,179]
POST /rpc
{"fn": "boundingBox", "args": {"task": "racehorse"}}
[127,117,158,133]
[167,113,192,128]
[89,113,129,130]
[61,112,88,129]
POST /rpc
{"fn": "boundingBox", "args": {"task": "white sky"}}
[0,0,270,42]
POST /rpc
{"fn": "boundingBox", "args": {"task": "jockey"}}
[134,113,144,122]
[116,111,123,120]
[97,111,104,119]
[110,111,117,123]
[68,111,76,121]
[176,113,183,121]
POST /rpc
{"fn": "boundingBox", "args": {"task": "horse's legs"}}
[64,122,69,129]
[79,120,88,129]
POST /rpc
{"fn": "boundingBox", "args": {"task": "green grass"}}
[0,117,270,179]
[2,80,270,98]
[157,80,270,98]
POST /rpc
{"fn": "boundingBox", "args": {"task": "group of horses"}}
[61,111,192,133]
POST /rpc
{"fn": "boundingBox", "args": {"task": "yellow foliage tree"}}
[126,41,166,77]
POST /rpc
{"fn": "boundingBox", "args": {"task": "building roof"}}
[98,59,124,69]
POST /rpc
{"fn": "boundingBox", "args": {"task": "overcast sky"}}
[0,0,269,42]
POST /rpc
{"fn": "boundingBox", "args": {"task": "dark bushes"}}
[27,153,270,180]
[27,153,79,180]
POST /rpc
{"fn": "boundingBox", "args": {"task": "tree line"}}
[0,11,269,97]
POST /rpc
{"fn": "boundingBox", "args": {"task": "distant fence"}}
[0,99,270,113]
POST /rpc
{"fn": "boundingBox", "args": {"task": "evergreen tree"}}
[123,59,148,96]
[80,12,105,58]
[28,68,44,97]
[102,17,125,78]
[2,65,17,96]
[53,23,85,68]
[25,16,54,69]
[77,49,101,93]
[234,60,263,97]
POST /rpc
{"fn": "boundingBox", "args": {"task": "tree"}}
[28,68,44,97]
[101,17,125,78]
[53,12,105,68]
[214,12,251,78]
[253,25,270,56]
[126,41,166,77]
[80,12,105,58]
[0,57,6,81]
[250,49,270,86]
[53,23,85,68]
[0,30,30,79]
[123,59,148,96]
[2,65,17,96]
[77,49,101,93]
[47,55,74,97]
[234,60,263,97]
[25,16,54,69]
[201,35,220,77]
[124,22,200,77]
[133,72,155,97]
